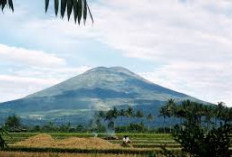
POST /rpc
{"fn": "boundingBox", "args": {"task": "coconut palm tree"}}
[174,105,185,124]
[126,106,133,118]
[135,110,144,118]
[159,106,168,133]
[203,105,214,129]
[0,0,93,24]
[165,99,176,132]
[146,113,154,130]
[105,107,118,121]
[118,109,125,122]
[216,102,226,125]
[147,113,154,122]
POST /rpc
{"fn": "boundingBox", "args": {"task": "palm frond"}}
[0,0,93,24]
[46,0,93,24]
[0,0,14,11]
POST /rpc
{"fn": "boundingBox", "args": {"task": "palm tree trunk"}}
[163,118,166,133]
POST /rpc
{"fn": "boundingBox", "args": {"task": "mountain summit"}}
[0,67,201,125]
[27,67,147,98]
[27,66,189,101]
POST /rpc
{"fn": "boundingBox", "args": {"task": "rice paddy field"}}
[1,132,183,157]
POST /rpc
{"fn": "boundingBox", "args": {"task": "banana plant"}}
[0,0,93,24]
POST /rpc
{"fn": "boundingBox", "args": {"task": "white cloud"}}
[0,75,58,102]
[0,75,59,85]
[0,66,91,103]
[90,0,232,105]
[14,66,92,80]
[140,62,232,105]
[92,0,232,62]
[0,44,66,67]
[0,0,232,106]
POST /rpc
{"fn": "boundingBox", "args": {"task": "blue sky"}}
[0,0,232,105]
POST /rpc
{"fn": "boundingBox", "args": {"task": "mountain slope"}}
[0,67,202,126]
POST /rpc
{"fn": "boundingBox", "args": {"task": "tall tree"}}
[165,99,176,132]
[159,106,168,133]
[135,110,144,118]
[5,115,21,131]
[203,105,214,129]
[147,113,154,130]
[147,113,154,122]
[126,106,133,118]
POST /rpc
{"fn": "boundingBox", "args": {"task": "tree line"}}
[92,106,155,133]
[0,109,155,133]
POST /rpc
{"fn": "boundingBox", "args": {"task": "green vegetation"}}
[160,100,232,157]
[93,107,155,133]
[1,99,232,157]
[4,115,22,131]
[1,130,232,156]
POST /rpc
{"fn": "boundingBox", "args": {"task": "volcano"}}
[0,67,204,125]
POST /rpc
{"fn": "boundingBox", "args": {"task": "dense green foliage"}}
[160,99,232,157]
[4,115,22,131]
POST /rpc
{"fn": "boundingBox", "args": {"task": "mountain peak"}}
[26,66,192,101]
[0,66,204,125]
[26,66,142,98]
[86,66,137,76]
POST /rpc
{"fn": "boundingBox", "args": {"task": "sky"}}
[0,0,232,106]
